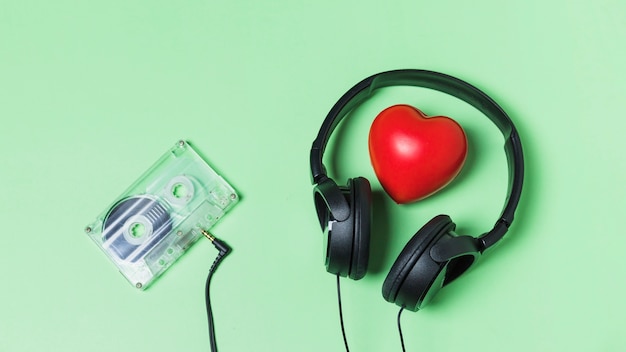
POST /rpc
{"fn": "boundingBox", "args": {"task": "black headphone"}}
[310,69,524,311]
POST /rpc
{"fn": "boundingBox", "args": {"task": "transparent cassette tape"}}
[85,140,238,289]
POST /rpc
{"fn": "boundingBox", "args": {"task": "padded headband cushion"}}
[382,215,454,303]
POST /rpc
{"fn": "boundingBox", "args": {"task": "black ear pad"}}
[382,215,455,311]
[348,177,371,280]
[320,177,372,280]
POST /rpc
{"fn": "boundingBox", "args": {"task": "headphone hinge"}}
[479,219,510,252]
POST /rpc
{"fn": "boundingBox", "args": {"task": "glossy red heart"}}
[368,104,467,204]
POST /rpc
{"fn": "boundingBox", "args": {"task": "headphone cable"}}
[397,306,406,352]
[336,274,351,352]
[202,230,231,352]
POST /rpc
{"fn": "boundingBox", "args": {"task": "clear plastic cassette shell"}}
[85,140,238,289]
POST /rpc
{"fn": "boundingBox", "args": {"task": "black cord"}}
[336,274,350,352]
[202,230,230,352]
[397,306,406,352]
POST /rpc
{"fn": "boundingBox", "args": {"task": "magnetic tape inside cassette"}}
[85,140,239,289]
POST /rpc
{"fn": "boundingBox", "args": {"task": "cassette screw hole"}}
[85,227,92,233]
[136,283,143,289]
[130,223,145,239]
[230,193,237,200]
[172,183,188,199]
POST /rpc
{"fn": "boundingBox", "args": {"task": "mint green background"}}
[1,1,625,351]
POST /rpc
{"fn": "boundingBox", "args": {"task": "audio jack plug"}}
[201,229,231,352]
[202,229,230,257]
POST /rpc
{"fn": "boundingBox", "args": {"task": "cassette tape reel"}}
[85,140,239,289]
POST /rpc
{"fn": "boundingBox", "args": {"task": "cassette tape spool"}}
[85,140,239,289]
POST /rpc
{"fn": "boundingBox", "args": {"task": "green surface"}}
[1,1,625,351]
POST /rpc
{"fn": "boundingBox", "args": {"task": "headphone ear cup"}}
[315,178,352,277]
[324,201,353,277]
[317,177,372,280]
[382,215,455,311]
[348,177,372,280]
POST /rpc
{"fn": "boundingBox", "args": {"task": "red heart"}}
[368,104,468,204]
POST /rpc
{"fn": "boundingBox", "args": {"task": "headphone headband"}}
[309,69,524,251]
